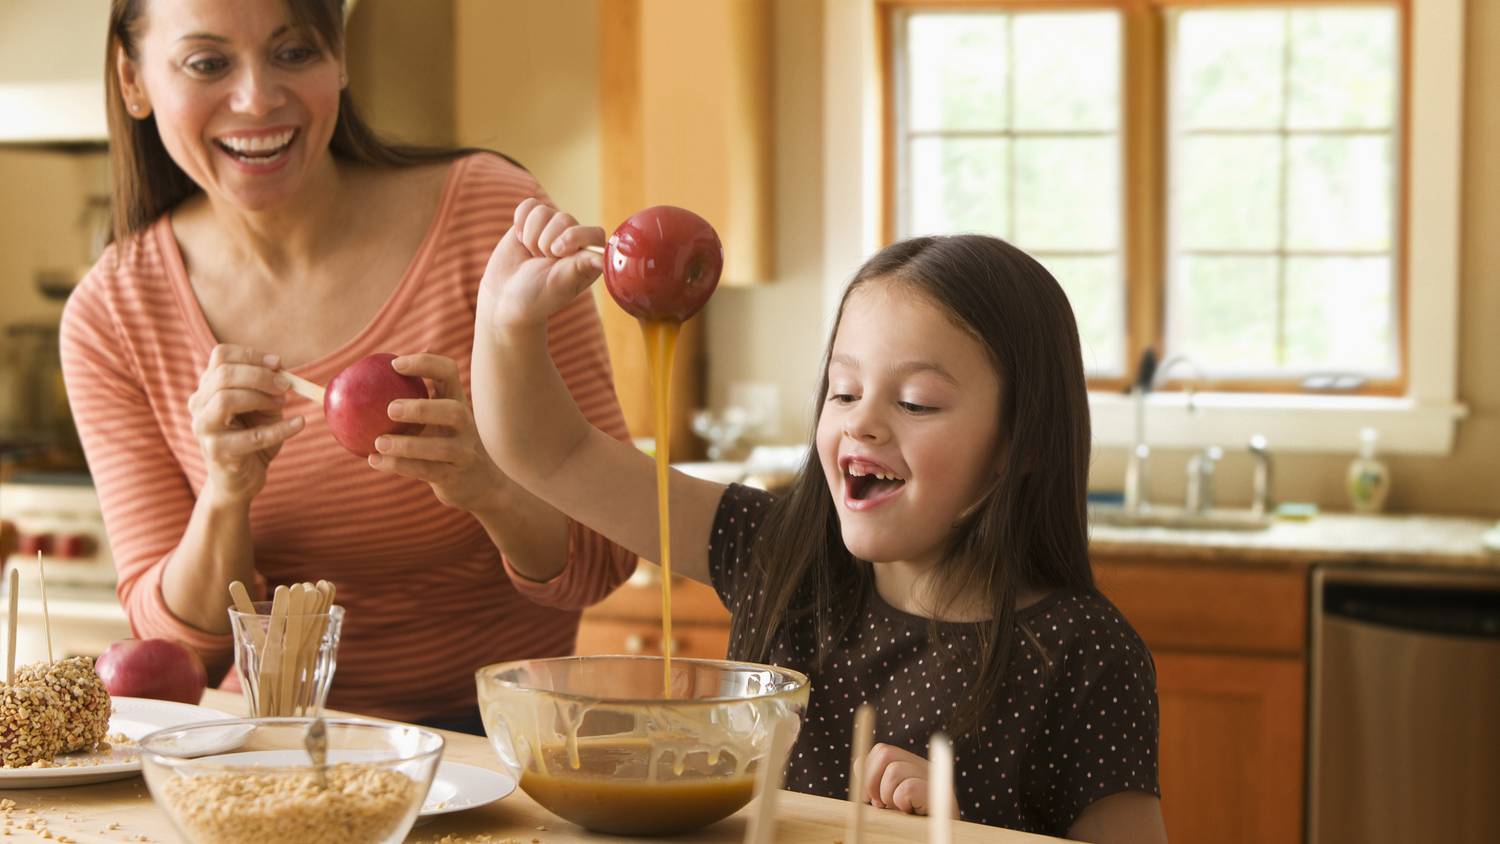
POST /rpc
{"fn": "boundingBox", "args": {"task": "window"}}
[893,9,1126,376]
[886,1,1404,394]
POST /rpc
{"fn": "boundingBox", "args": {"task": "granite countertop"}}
[1089,511,1500,570]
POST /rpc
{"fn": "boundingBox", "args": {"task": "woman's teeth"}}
[217,130,295,161]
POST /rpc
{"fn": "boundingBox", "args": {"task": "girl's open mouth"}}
[842,457,906,510]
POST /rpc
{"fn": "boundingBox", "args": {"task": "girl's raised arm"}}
[470,199,726,587]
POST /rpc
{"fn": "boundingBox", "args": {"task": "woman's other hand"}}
[864,742,962,818]
[367,353,506,514]
[478,198,605,334]
[187,344,305,505]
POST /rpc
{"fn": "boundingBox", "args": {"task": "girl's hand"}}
[367,353,507,514]
[187,344,305,505]
[478,198,606,334]
[864,742,962,818]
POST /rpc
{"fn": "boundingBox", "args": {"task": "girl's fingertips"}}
[388,401,405,419]
[273,375,291,390]
[375,437,392,453]
[585,253,604,274]
[288,415,305,430]
[263,354,280,368]
[391,356,409,372]
[368,454,381,469]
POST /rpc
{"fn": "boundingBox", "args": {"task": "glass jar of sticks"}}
[227,581,343,717]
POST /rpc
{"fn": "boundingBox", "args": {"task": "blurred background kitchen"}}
[1,2,1497,843]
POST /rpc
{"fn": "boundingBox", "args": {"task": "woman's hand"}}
[478,198,606,334]
[187,345,305,506]
[367,353,507,515]
[864,742,962,818]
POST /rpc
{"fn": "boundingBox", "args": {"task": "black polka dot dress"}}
[708,484,1160,835]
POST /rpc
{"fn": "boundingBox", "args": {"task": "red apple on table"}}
[322,352,429,456]
[604,205,724,322]
[95,639,208,705]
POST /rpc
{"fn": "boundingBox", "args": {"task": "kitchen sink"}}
[1089,504,1272,531]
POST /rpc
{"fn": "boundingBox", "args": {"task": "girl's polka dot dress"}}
[708,483,1161,835]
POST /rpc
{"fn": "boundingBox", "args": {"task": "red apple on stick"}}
[603,206,724,322]
[95,639,208,705]
[279,353,429,457]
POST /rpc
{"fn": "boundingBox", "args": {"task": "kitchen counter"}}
[0,689,1066,844]
[1090,511,1500,570]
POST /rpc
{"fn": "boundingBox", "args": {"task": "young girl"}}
[471,199,1167,842]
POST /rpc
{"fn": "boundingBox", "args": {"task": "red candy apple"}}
[603,205,724,322]
[96,639,208,705]
[322,353,429,456]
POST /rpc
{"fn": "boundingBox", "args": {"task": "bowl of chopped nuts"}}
[138,718,443,844]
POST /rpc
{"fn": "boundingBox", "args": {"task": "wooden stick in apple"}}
[744,714,797,844]
[36,551,52,663]
[6,566,17,684]
[929,733,954,844]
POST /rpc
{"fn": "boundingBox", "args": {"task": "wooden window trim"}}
[878,0,1410,398]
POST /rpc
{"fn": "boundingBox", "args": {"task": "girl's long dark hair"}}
[730,235,1094,738]
[106,0,508,245]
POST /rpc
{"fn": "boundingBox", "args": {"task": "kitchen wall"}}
[2,0,1493,517]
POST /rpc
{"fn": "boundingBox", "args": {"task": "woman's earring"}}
[338,72,348,88]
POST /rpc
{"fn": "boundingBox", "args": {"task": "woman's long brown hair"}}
[730,235,1094,738]
[105,0,506,245]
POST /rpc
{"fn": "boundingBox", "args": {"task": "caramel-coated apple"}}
[603,205,724,322]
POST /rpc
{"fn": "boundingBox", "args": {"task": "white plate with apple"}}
[0,697,247,788]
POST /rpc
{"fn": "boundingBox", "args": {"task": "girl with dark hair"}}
[59,0,636,732]
[470,201,1168,841]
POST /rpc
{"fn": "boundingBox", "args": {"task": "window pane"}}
[1284,257,1395,373]
[1176,11,1285,129]
[907,15,1008,131]
[1178,136,1281,250]
[1013,13,1119,131]
[1014,137,1117,251]
[1288,9,1397,129]
[1038,255,1124,375]
[910,137,1009,237]
[1170,256,1279,371]
[1286,135,1393,251]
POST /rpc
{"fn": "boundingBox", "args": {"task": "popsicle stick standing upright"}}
[929,733,954,844]
[847,703,876,844]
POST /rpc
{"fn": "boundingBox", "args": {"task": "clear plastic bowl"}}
[139,717,443,844]
[476,655,809,835]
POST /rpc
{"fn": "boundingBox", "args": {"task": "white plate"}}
[420,761,516,817]
[0,696,244,788]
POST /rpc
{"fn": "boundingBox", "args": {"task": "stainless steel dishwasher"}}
[1309,565,1500,844]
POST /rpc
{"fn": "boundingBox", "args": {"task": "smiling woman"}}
[57,0,638,731]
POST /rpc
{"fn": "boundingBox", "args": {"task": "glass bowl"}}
[139,717,443,844]
[476,655,809,836]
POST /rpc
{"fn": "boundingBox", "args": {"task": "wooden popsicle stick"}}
[305,580,336,712]
[258,586,289,716]
[582,244,605,256]
[6,567,17,684]
[36,551,52,663]
[228,580,265,649]
[928,733,953,844]
[744,716,797,844]
[300,584,326,714]
[279,370,326,404]
[847,703,875,844]
[279,585,306,716]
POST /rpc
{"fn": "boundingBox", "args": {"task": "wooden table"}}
[0,689,1068,844]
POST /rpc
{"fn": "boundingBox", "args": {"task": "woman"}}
[59,0,636,731]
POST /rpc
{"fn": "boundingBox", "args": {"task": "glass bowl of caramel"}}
[475,655,809,836]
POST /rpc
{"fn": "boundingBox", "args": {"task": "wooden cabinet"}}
[597,0,774,453]
[576,563,732,660]
[1095,558,1309,844]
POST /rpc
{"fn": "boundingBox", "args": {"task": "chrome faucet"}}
[1248,434,1274,518]
[1124,350,1207,514]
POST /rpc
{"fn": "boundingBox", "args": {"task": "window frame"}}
[883,0,1408,395]
[862,0,1466,454]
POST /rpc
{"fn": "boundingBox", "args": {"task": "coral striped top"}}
[59,154,637,723]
